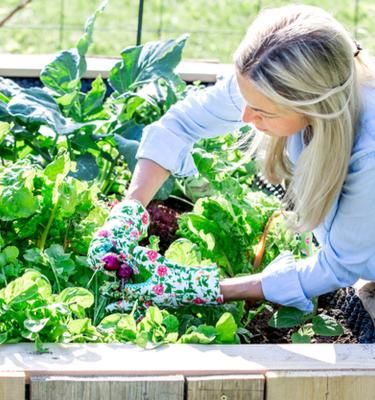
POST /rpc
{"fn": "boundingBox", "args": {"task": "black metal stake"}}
[136,0,144,45]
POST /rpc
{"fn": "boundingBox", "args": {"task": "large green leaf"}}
[56,287,94,309]
[76,1,108,76]
[268,307,307,329]
[1,270,52,305]
[0,77,22,99]
[109,35,188,94]
[69,152,99,181]
[81,76,107,120]
[40,1,107,95]
[0,102,10,121]
[40,51,81,95]
[112,120,144,142]
[114,135,139,172]
[215,313,238,344]
[0,78,21,121]
[7,88,82,134]
[0,185,39,221]
[165,238,203,267]
[312,315,344,336]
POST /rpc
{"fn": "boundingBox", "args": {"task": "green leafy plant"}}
[268,303,344,343]
[0,270,97,352]
[0,2,187,200]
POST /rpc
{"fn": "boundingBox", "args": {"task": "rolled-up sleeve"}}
[261,152,375,313]
[136,72,245,177]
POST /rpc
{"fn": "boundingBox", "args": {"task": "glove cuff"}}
[105,199,150,241]
[175,264,224,306]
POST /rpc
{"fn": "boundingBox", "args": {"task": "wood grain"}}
[186,375,264,400]
[266,371,375,400]
[31,375,184,400]
[0,372,25,400]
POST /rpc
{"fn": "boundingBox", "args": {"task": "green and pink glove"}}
[87,199,224,312]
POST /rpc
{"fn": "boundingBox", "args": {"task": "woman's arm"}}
[126,158,170,207]
[136,72,245,178]
[219,273,264,302]
[260,155,375,313]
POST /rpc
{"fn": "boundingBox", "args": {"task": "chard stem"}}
[38,202,58,251]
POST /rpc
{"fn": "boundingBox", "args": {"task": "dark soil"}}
[149,198,374,344]
[246,291,359,344]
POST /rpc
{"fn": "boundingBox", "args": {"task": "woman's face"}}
[236,72,308,137]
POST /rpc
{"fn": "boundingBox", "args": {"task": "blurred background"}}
[0,0,374,63]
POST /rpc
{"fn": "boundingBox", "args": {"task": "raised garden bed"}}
[1,67,374,324]
[0,69,373,398]
[1,343,375,400]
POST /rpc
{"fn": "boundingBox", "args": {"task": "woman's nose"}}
[242,105,259,123]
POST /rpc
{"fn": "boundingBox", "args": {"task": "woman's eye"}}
[262,114,276,119]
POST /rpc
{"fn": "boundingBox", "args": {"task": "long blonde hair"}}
[234,5,375,232]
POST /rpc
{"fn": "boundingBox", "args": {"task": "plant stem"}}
[99,158,110,192]
[93,296,106,326]
[23,138,52,164]
[38,202,58,251]
[102,156,120,195]
[168,194,194,207]
[50,256,61,294]
[63,220,71,251]
[86,268,99,289]
[224,255,235,277]
[253,211,281,270]
[1,269,8,287]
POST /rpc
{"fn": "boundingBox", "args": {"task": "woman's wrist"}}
[219,273,264,302]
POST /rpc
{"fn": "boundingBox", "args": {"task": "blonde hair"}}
[234,4,375,232]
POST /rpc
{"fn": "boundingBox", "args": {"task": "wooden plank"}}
[186,375,264,400]
[1,344,375,382]
[31,375,184,400]
[0,372,25,400]
[265,371,375,400]
[0,54,233,82]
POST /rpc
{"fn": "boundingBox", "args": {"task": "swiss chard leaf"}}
[76,1,108,76]
[7,88,82,135]
[0,77,22,99]
[109,35,188,94]
[41,1,107,95]
[40,51,82,95]
[81,76,107,120]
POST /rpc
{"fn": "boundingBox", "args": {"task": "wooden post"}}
[265,371,375,400]
[186,375,264,400]
[30,375,184,400]
[0,372,25,400]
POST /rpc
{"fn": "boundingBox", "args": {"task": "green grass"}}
[0,0,374,62]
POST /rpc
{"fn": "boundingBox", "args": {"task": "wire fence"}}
[0,0,373,62]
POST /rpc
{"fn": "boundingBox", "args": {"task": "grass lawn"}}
[0,0,374,62]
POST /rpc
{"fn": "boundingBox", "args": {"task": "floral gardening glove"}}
[88,199,150,278]
[87,199,224,312]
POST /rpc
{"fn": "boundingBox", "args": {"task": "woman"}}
[88,5,375,314]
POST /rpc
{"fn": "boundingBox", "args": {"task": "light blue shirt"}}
[136,71,375,313]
